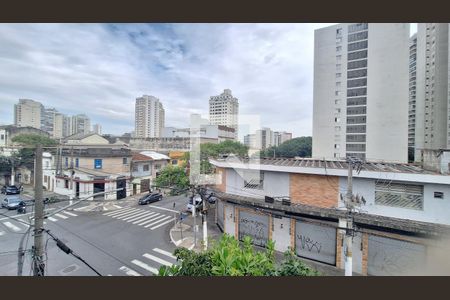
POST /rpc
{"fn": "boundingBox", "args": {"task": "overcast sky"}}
[0,24,417,139]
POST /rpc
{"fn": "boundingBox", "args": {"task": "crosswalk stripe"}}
[0,230,5,236]
[103,208,134,217]
[3,221,22,232]
[55,213,68,219]
[132,213,159,224]
[144,216,172,228]
[153,248,177,260]
[113,205,122,209]
[48,217,58,222]
[143,253,173,267]
[131,259,158,275]
[63,211,78,217]
[149,218,174,230]
[103,207,134,216]
[110,209,141,218]
[135,214,163,226]
[119,266,142,276]
[127,212,156,223]
[106,209,139,218]
[119,211,149,221]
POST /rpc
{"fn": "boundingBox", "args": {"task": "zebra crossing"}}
[0,210,78,234]
[102,207,175,231]
[117,247,178,276]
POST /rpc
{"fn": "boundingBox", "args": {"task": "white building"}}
[70,114,91,136]
[162,124,235,142]
[414,24,450,162]
[244,127,275,150]
[209,89,239,140]
[93,124,102,135]
[14,99,43,129]
[312,23,410,163]
[273,131,292,147]
[135,95,165,138]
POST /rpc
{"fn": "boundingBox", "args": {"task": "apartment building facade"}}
[135,95,165,138]
[209,89,239,140]
[312,23,410,163]
[273,131,292,147]
[210,157,450,275]
[408,34,418,160]
[414,23,450,162]
[70,114,91,136]
[14,99,43,129]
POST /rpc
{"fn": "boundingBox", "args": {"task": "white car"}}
[187,196,203,213]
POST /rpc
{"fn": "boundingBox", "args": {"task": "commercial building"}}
[130,151,170,195]
[312,23,410,162]
[414,24,450,162]
[210,157,450,275]
[209,89,239,140]
[135,95,165,138]
[14,99,43,129]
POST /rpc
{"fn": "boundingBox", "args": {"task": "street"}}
[0,192,191,276]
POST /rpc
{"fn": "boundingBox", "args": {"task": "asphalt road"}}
[0,192,191,276]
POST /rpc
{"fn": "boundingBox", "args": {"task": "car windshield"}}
[8,197,21,203]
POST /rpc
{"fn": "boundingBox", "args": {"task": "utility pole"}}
[200,187,208,251]
[33,144,45,276]
[69,146,74,205]
[192,193,197,248]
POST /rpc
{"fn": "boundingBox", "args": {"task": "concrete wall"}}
[339,177,450,225]
[225,169,289,199]
[63,156,131,174]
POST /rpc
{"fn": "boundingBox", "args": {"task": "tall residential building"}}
[93,124,102,135]
[408,34,418,160]
[14,99,43,129]
[135,95,165,138]
[312,23,410,162]
[414,23,450,162]
[209,89,239,140]
[41,107,58,136]
[244,127,274,150]
[273,131,293,146]
[70,114,91,135]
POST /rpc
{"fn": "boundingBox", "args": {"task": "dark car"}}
[138,192,162,205]
[1,185,21,195]
[1,195,23,210]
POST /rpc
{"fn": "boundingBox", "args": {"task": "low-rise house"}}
[210,157,450,275]
[130,151,170,195]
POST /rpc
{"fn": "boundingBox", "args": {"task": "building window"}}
[75,158,79,168]
[65,157,68,168]
[154,164,161,170]
[0,134,4,140]
[94,159,102,169]
[172,159,178,165]
[375,181,424,210]
[143,164,150,172]
[123,157,128,165]
[243,170,264,190]
[434,192,444,199]
[65,179,69,189]
[132,165,138,172]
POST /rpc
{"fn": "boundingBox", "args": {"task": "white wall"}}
[339,177,450,225]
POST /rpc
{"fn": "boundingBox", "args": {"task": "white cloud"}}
[0,23,330,136]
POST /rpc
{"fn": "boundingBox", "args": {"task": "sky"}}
[0,23,417,139]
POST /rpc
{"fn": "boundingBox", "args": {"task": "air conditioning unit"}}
[265,196,274,203]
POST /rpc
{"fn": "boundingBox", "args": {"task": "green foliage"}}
[154,164,190,192]
[158,234,319,276]
[197,141,249,174]
[11,134,57,147]
[260,136,312,158]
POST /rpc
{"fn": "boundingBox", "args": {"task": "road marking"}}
[3,221,22,232]
[119,266,142,276]
[0,230,5,236]
[119,211,149,221]
[0,208,56,221]
[143,253,173,267]
[55,213,68,219]
[48,217,58,222]
[144,216,172,228]
[149,218,175,230]
[113,205,122,209]
[103,207,134,216]
[147,205,178,213]
[131,259,158,275]
[127,212,156,223]
[135,214,163,226]
[107,209,139,218]
[63,211,78,217]
[153,248,177,260]
[111,210,143,219]
[131,213,159,224]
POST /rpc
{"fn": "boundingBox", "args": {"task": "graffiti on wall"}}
[296,234,322,253]
[239,215,268,246]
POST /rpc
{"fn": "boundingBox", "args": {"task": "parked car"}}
[2,195,23,210]
[138,192,163,205]
[187,196,203,213]
[1,185,21,195]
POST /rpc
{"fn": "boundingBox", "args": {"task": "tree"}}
[158,234,319,276]
[9,134,58,169]
[260,136,312,158]
[154,164,190,194]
